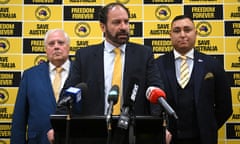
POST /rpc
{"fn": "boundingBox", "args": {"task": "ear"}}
[99,23,105,32]
[169,30,172,37]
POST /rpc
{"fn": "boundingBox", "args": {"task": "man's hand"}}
[47,129,55,144]
[166,129,172,144]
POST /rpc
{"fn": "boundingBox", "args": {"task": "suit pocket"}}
[204,72,214,80]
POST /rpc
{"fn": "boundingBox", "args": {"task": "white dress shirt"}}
[103,41,126,114]
[174,49,194,84]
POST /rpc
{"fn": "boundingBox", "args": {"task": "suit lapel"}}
[165,52,179,103]
[93,43,105,97]
[39,62,57,105]
[193,51,205,103]
[122,43,133,97]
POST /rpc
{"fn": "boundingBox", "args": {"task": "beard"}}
[105,29,129,45]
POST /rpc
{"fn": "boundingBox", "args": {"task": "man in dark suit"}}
[155,15,233,144]
[11,29,71,144]
[61,2,164,117]
[56,2,169,144]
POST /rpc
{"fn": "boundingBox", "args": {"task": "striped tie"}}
[112,48,122,115]
[179,56,189,88]
[53,67,63,102]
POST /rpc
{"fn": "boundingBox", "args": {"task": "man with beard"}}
[54,2,168,144]
[59,2,164,118]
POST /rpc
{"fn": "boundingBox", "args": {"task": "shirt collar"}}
[174,48,194,60]
[104,40,126,53]
[49,59,70,72]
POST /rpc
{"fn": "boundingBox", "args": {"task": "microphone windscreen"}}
[108,85,119,104]
[75,82,87,91]
[146,87,166,104]
[75,82,88,96]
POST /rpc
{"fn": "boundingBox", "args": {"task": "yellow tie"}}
[53,67,63,101]
[112,48,122,115]
[179,56,189,89]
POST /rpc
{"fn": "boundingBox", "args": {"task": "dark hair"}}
[98,2,130,24]
[171,15,194,26]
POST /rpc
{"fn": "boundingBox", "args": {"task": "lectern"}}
[50,115,163,144]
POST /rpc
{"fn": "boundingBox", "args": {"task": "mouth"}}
[179,40,188,45]
[117,33,129,39]
[53,51,62,56]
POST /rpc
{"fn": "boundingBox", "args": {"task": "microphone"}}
[117,106,130,130]
[146,86,178,119]
[57,83,88,107]
[118,79,139,129]
[106,85,119,123]
[125,77,139,107]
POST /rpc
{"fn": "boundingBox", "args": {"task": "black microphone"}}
[146,86,178,119]
[118,79,139,129]
[57,83,88,107]
[106,85,119,123]
[125,78,139,106]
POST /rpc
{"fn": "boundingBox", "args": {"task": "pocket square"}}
[204,72,214,80]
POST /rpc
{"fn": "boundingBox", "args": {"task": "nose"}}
[179,30,186,37]
[119,21,129,30]
[54,46,60,50]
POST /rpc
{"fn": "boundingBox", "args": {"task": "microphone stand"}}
[65,102,73,144]
[128,107,135,144]
[161,111,167,144]
[106,114,113,144]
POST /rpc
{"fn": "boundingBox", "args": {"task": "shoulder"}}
[155,51,172,61]
[74,43,103,58]
[23,62,48,74]
[127,42,150,49]
[76,43,103,53]
[126,42,152,54]
[195,50,224,69]
[195,50,221,63]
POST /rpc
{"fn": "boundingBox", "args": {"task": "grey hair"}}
[43,28,70,47]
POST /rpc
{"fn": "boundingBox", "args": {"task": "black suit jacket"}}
[61,42,163,116]
[155,50,233,144]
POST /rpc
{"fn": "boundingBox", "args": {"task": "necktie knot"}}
[56,67,63,73]
[114,48,121,55]
[180,55,187,60]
